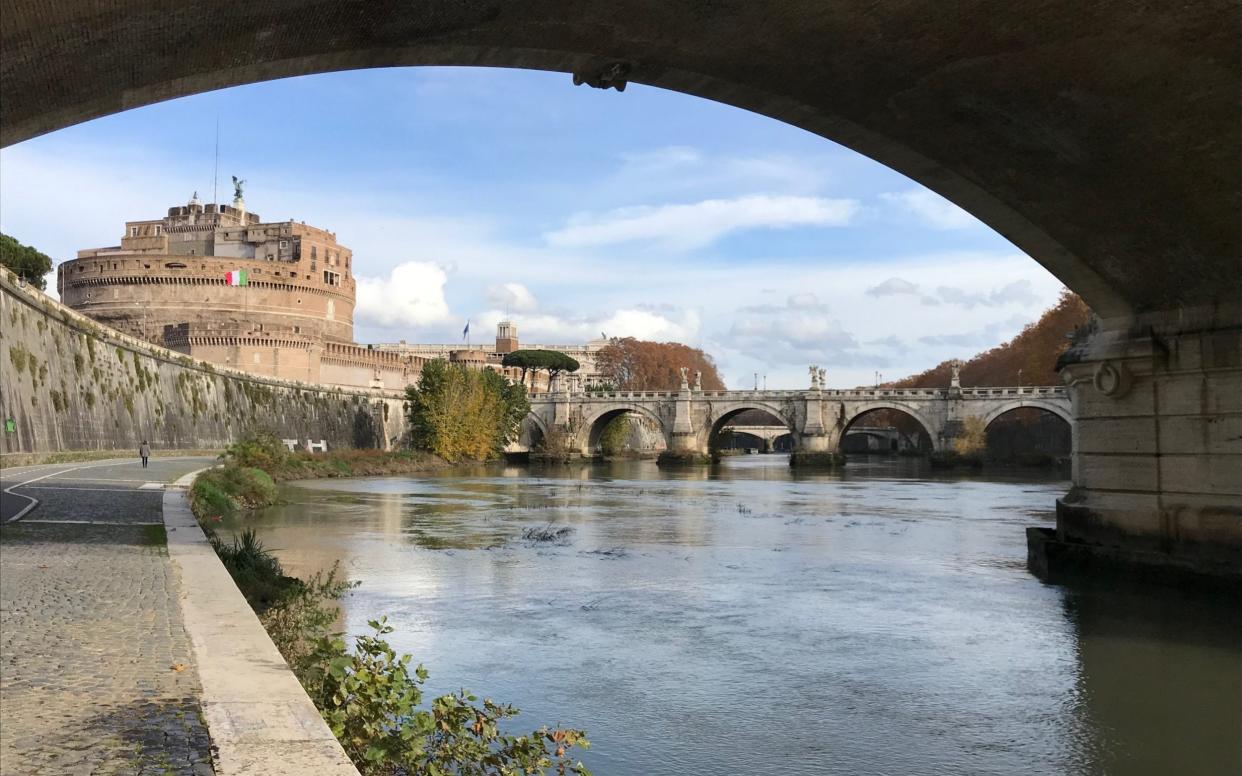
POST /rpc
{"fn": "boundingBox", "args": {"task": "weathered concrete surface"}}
[0,272,406,456]
[0,457,217,775]
[2,1,1240,316]
[1038,303,1242,579]
[162,473,358,776]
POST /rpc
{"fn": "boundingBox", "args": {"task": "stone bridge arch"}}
[515,411,551,451]
[4,3,1238,321]
[981,400,1073,430]
[578,403,669,454]
[704,402,796,450]
[840,401,941,452]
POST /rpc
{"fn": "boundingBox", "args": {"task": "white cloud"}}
[485,282,538,313]
[935,279,1039,309]
[866,277,922,297]
[355,262,452,328]
[544,195,859,251]
[881,189,980,230]
[611,146,836,199]
[727,293,869,368]
[478,306,701,345]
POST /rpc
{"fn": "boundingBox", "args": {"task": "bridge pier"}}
[1030,305,1242,584]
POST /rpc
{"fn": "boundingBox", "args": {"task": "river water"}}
[240,455,1241,775]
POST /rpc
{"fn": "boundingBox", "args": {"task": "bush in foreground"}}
[188,454,591,775]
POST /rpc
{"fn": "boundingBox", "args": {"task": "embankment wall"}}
[0,272,406,456]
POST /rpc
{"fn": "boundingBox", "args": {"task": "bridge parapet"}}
[523,383,1072,458]
[529,386,1066,402]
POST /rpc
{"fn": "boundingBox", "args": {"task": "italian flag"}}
[225,269,248,286]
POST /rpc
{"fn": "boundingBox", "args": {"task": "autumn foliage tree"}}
[887,289,1092,388]
[595,338,726,391]
[405,360,529,462]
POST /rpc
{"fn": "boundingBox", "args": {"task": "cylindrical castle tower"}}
[57,194,358,382]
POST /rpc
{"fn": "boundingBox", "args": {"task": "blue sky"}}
[0,67,1065,388]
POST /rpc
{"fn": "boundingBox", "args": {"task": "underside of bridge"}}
[2,1,1239,580]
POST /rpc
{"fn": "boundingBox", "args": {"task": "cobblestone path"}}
[1,458,216,775]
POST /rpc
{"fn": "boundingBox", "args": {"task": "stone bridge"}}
[517,382,1070,457]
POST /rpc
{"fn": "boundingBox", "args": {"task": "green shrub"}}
[224,432,290,471]
[189,474,238,519]
[190,464,277,518]
[301,618,591,776]
[406,360,529,462]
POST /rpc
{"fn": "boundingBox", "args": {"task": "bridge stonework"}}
[522,385,1071,457]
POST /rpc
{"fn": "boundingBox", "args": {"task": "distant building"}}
[59,193,424,390]
[377,321,611,392]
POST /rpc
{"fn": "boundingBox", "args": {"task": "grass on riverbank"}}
[222,433,449,481]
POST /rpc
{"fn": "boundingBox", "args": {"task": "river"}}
[237,455,1241,775]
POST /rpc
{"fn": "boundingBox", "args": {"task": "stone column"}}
[668,384,696,452]
[1031,303,1242,581]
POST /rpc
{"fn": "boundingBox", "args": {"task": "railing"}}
[529,385,1066,401]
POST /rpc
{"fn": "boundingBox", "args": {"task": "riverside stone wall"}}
[0,271,407,456]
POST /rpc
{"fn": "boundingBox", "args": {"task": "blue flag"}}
[462,320,470,341]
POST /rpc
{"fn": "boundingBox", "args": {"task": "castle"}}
[59,193,607,392]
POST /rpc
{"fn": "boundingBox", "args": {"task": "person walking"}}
[139,440,151,469]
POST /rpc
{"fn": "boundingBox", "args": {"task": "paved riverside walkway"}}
[1,457,217,775]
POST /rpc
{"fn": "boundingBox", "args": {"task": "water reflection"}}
[234,455,1241,775]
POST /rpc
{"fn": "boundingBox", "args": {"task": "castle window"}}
[154,225,162,235]
[311,246,317,259]
[279,240,288,249]
[130,226,138,237]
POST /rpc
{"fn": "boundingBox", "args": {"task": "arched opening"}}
[840,406,934,455]
[716,430,765,453]
[4,4,1232,321]
[585,407,666,459]
[516,414,546,453]
[984,406,1071,466]
[771,432,796,453]
[710,407,792,458]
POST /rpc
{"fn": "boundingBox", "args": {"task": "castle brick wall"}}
[59,253,356,345]
[1,271,406,456]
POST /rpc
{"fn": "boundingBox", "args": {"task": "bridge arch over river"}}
[3,2,1237,574]
[524,385,1072,457]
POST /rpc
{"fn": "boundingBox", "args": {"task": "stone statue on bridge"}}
[817,367,827,389]
[950,359,963,389]
[809,365,819,389]
[679,367,689,390]
[694,370,702,391]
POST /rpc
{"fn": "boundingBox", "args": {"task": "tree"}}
[0,233,53,290]
[405,360,530,462]
[501,349,580,390]
[595,338,725,391]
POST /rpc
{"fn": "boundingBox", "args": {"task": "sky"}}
[0,67,1066,389]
